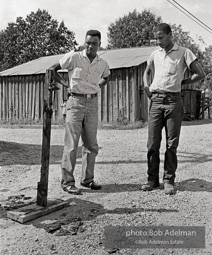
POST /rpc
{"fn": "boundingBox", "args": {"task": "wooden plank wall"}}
[0,65,148,124]
[98,64,148,124]
[181,89,202,120]
[0,74,46,124]
[0,73,69,124]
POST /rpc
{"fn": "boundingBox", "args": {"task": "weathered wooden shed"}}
[0,46,157,125]
[181,84,202,120]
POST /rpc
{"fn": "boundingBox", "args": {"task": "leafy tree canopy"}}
[0,9,76,71]
[107,9,162,48]
[202,45,212,76]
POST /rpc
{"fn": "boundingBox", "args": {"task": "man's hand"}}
[74,45,85,52]
[51,64,69,88]
[144,86,152,99]
[51,81,60,91]
[99,76,109,88]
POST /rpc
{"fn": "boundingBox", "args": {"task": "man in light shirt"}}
[142,23,205,194]
[53,30,110,194]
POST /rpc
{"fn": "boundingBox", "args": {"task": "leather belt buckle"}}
[87,94,92,98]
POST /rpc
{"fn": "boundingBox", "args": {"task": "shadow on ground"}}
[78,160,147,165]
[0,141,82,166]
[176,178,212,192]
[79,183,143,194]
[182,119,212,126]
[177,151,212,164]
[26,197,178,235]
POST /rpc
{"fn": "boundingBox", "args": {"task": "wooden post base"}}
[7,199,69,223]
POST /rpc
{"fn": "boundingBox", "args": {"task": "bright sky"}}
[0,0,212,49]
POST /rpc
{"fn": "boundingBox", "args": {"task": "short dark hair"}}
[155,23,172,35]
[86,30,101,40]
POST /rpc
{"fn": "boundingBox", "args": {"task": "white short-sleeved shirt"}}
[148,44,197,93]
[59,49,110,94]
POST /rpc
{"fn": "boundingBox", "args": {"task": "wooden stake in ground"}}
[37,69,53,207]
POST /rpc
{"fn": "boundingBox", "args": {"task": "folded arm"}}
[52,63,69,88]
[182,60,205,86]
[143,64,153,99]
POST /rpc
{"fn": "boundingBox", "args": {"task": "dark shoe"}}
[141,181,159,191]
[81,181,102,190]
[164,183,175,195]
[63,185,81,195]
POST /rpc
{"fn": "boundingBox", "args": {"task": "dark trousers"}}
[147,92,184,184]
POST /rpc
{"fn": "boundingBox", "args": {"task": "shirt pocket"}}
[167,60,178,75]
[72,67,85,79]
[91,68,102,85]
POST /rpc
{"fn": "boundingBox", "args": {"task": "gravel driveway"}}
[0,119,212,255]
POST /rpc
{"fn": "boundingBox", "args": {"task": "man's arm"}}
[143,64,153,99]
[52,63,69,88]
[182,60,205,86]
[99,76,109,88]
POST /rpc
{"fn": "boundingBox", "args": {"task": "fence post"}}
[37,69,53,207]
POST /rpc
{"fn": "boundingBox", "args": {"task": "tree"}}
[170,24,205,58]
[0,9,76,71]
[201,46,212,95]
[202,46,212,76]
[107,9,162,49]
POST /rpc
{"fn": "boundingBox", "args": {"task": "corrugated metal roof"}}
[0,46,158,76]
[98,46,158,69]
[0,54,64,76]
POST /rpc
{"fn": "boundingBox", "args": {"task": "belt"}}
[152,91,181,95]
[70,92,97,99]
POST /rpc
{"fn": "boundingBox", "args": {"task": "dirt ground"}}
[0,119,212,255]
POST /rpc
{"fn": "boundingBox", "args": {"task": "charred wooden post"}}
[37,69,54,207]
